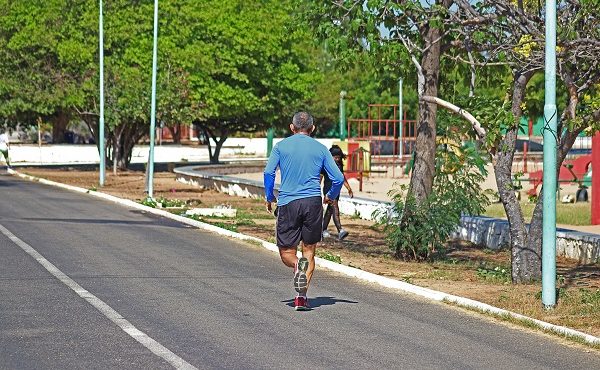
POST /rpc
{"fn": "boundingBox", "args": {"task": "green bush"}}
[376,145,490,261]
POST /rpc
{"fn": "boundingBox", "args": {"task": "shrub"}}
[376,145,490,261]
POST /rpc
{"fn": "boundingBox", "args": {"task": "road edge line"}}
[13,171,600,347]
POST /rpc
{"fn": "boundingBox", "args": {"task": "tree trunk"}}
[107,121,146,170]
[406,24,443,204]
[210,139,225,163]
[52,111,69,144]
[494,71,535,283]
[209,125,228,164]
[167,123,181,144]
[196,122,228,164]
[495,126,534,282]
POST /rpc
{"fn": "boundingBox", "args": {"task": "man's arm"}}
[322,151,344,201]
[263,145,279,211]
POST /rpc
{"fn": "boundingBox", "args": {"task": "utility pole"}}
[267,127,274,157]
[146,0,159,199]
[339,91,347,141]
[99,0,105,186]
[398,78,403,158]
[542,0,557,309]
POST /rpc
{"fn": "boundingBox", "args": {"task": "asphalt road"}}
[0,172,598,370]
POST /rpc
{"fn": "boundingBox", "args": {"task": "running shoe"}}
[338,229,349,240]
[322,230,331,238]
[293,257,309,293]
[294,295,310,311]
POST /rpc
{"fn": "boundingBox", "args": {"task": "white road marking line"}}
[0,223,198,370]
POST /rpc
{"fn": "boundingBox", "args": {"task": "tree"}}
[157,0,317,163]
[2,1,318,167]
[304,0,456,205]
[427,0,600,282]
[0,0,91,140]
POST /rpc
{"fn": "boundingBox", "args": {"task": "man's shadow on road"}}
[282,296,358,310]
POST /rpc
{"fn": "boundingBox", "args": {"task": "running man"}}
[0,129,11,169]
[264,112,344,311]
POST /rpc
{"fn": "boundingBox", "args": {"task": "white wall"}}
[7,138,337,165]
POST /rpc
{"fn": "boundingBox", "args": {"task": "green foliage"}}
[580,289,600,307]
[376,148,490,261]
[0,0,319,163]
[0,0,95,123]
[211,222,237,232]
[234,218,256,227]
[185,213,203,222]
[307,51,417,137]
[156,197,185,208]
[140,197,157,208]
[186,0,319,161]
[476,265,511,283]
[317,251,342,264]
[485,201,592,226]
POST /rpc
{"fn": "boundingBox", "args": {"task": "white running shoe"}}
[293,257,309,293]
[338,229,349,240]
[322,230,331,238]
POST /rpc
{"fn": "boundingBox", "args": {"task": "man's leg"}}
[301,243,317,289]
[278,246,297,269]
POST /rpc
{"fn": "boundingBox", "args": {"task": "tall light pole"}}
[99,0,105,186]
[398,77,403,158]
[147,0,159,199]
[542,0,558,309]
[339,91,347,141]
[267,127,274,157]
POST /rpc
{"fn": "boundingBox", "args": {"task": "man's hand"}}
[266,200,274,213]
[323,195,333,204]
[348,189,354,198]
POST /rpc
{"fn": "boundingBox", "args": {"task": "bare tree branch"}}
[421,95,487,139]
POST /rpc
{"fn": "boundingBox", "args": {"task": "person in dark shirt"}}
[321,145,354,240]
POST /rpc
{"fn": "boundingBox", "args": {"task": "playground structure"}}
[344,104,417,179]
[526,154,592,199]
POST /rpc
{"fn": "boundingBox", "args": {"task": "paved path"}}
[1,173,598,369]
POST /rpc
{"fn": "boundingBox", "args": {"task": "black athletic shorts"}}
[276,196,323,248]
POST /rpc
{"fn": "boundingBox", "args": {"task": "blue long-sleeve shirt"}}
[264,134,344,206]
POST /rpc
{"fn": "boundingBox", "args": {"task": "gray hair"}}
[292,111,314,132]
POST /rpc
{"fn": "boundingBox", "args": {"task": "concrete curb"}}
[13,170,600,347]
